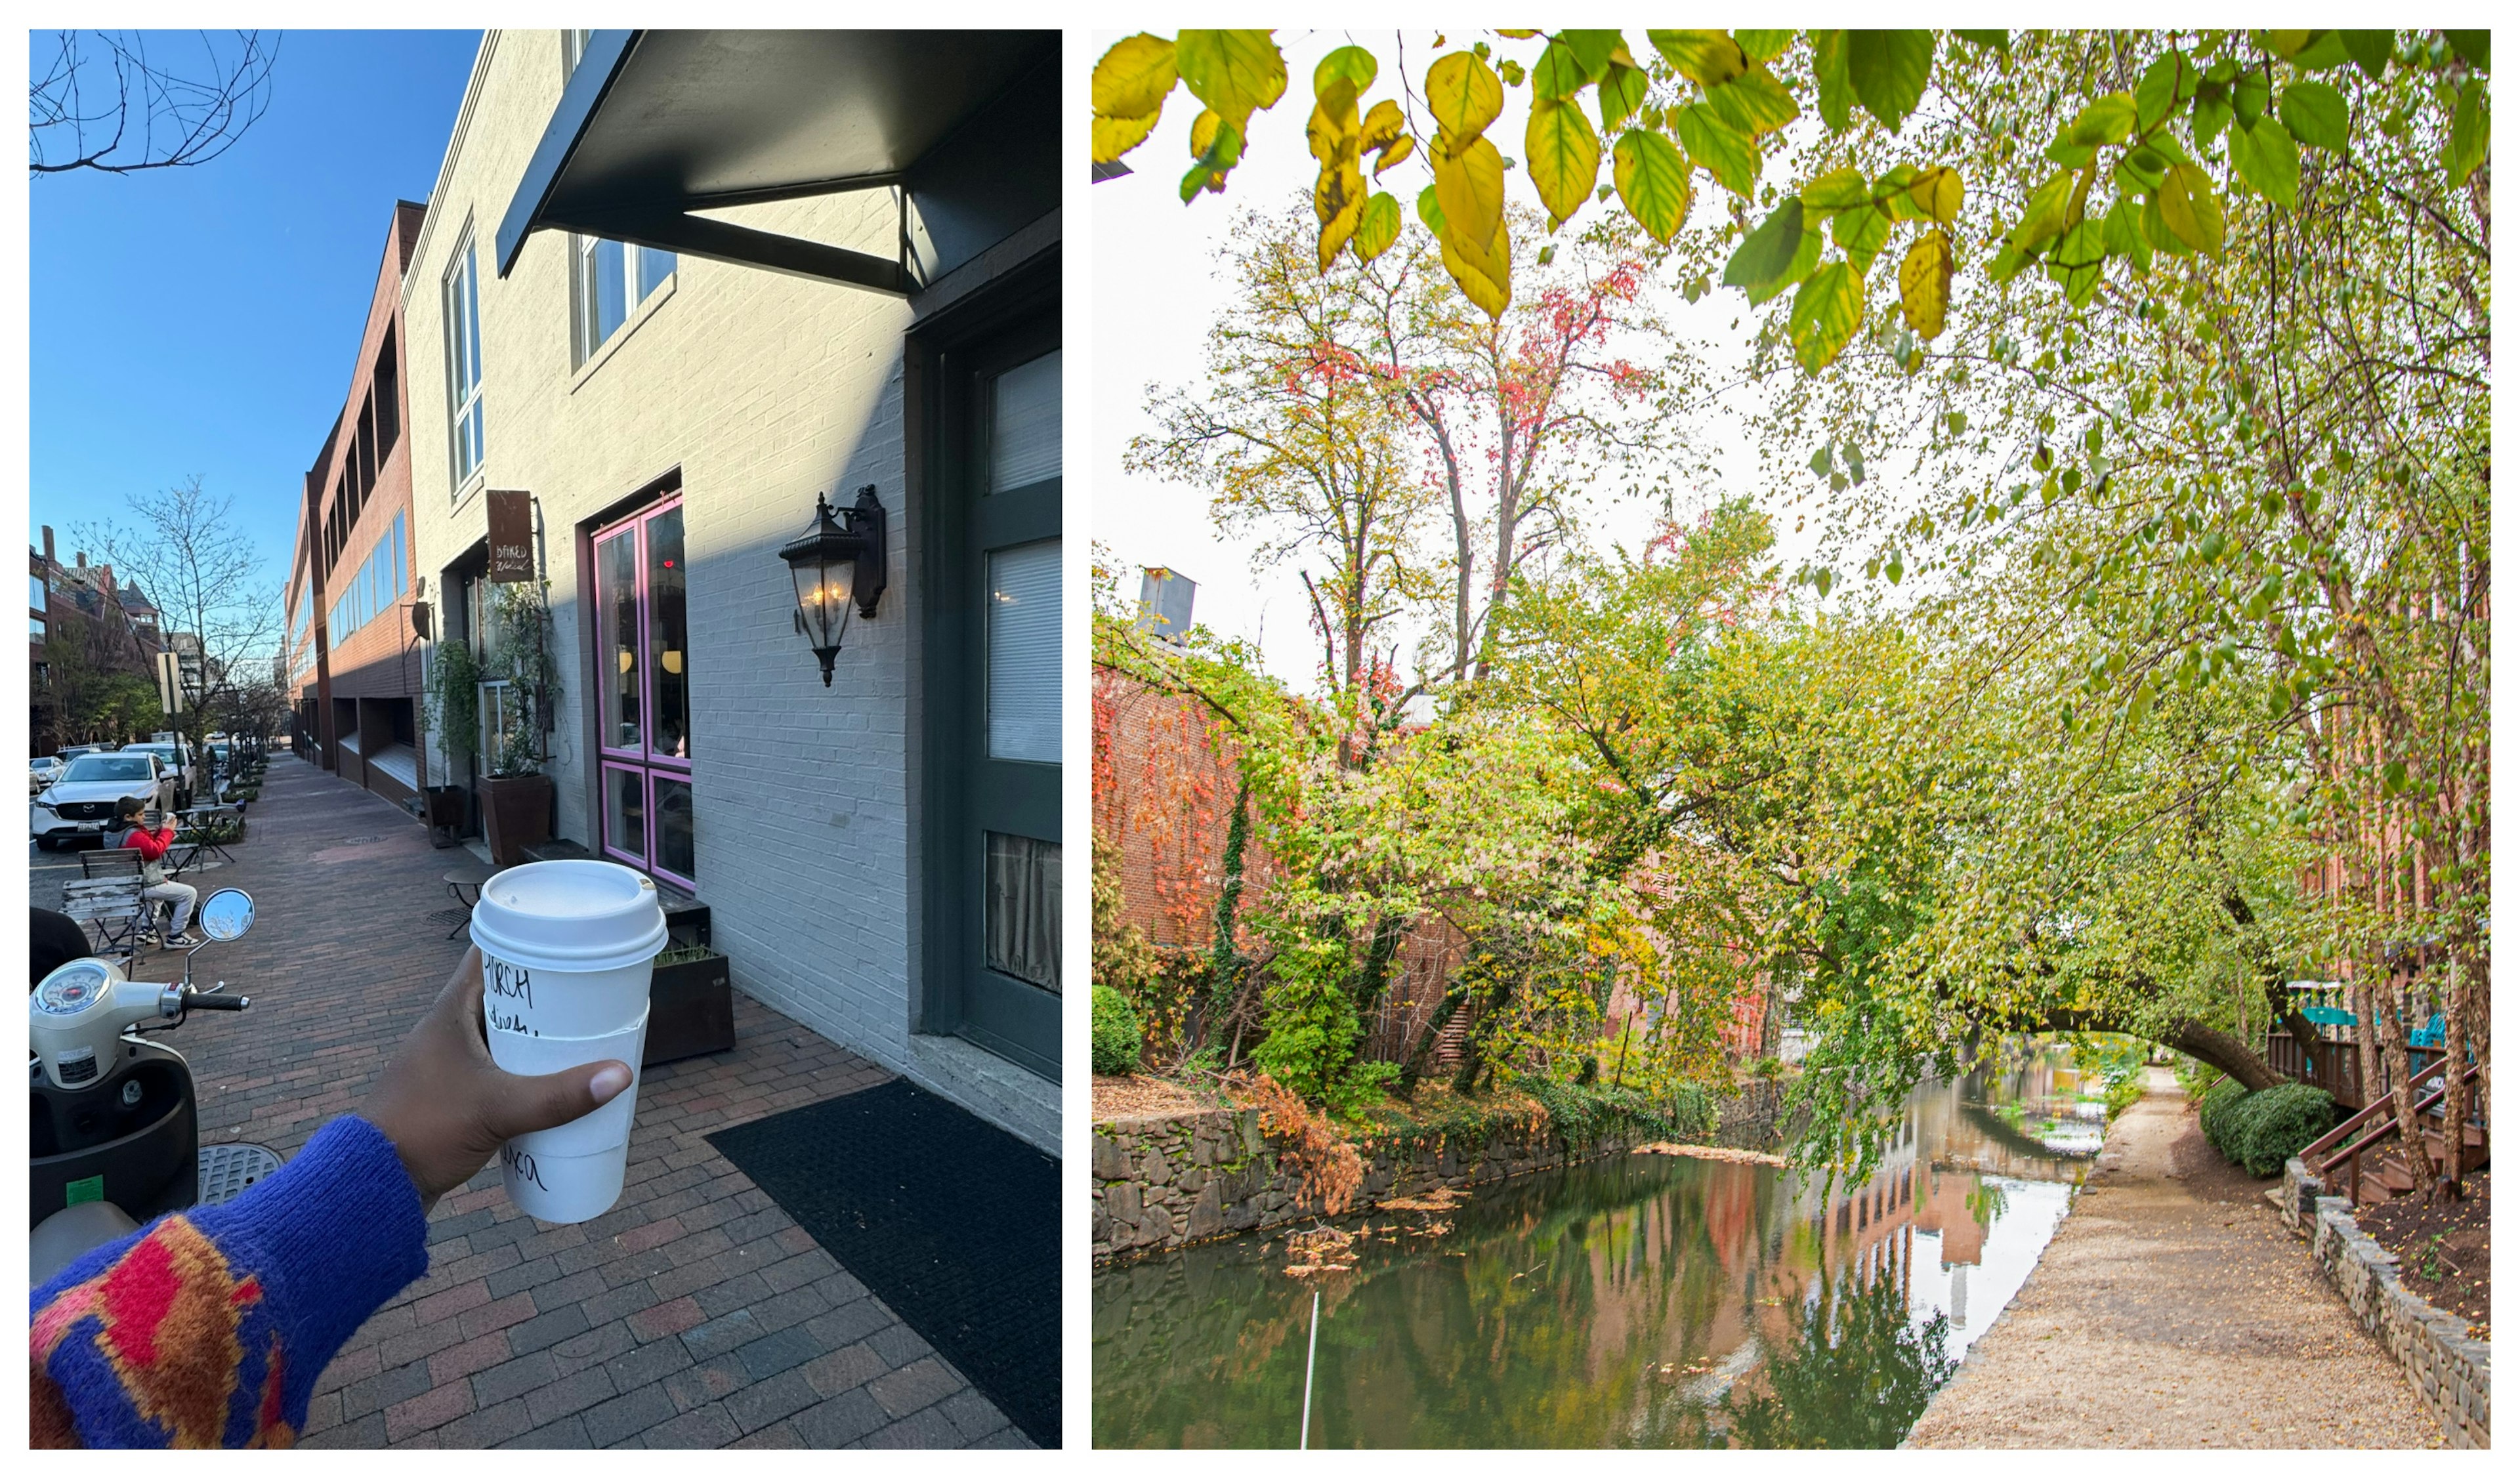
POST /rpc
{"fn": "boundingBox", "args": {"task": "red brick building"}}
[287,202,427,810]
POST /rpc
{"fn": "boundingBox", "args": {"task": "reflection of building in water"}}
[1780,1100,1925,1300]
[1912,1167,1988,1266]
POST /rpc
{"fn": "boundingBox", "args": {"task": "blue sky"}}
[30,30,482,613]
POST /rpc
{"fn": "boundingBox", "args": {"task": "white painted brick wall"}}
[400,31,1057,1150]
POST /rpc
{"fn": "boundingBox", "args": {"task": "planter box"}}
[646,949,736,1066]
[423,785,467,848]
[478,774,553,867]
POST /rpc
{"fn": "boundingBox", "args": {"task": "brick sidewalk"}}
[146,757,1030,1448]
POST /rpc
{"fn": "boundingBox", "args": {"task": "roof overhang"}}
[495,30,1058,297]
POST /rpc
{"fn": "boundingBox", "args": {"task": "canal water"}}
[1093,1047,2105,1448]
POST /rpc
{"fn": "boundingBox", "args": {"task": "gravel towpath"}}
[1906,1069,2442,1449]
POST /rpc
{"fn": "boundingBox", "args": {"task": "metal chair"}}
[60,877,144,962]
[429,872,484,940]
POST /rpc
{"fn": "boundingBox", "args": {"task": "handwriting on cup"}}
[485,957,539,1035]
[501,1144,549,1191]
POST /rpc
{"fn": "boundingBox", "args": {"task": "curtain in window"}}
[984,832,1060,993]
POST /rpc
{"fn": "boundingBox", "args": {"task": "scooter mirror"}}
[198,889,255,942]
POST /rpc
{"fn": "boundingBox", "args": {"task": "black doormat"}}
[707,1078,1060,1446]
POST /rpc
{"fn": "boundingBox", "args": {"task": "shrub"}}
[1091,985,1143,1077]
[2200,1079,2336,1177]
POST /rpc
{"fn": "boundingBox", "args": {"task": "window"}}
[572,236,675,365]
[562,29,595,77]
[444,232,486,490]
[593,497,694,888]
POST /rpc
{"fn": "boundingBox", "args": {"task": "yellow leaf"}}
[1175,29,1286,133]
[1374,135,1416,177]
[1908,166,1964,224]
[2156,161,2225,258]
[1092,112,1160,165]
[1525,98,1601,227]
[1354,191,1403,263]
[1431,133,1506,267]
[1190,109,1221,160]
[1899,228,1952,339]
[1647,30,1746,89]
[1440,212,1513,318]
[1425,51,1503,144]
[1358,98,1406,156]
[1093,33,1178,120]
[1317,159,1367,270]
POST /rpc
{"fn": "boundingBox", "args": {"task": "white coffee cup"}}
[471,860,667,1039]
[499,1141,629,1225]
[488,1008,649,1159]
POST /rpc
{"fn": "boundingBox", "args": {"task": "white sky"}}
[1092,29,1837,692]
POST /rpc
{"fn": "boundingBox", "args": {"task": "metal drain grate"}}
[199,1142,284,1205]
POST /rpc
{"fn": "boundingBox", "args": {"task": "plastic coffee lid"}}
[471,859,668,971]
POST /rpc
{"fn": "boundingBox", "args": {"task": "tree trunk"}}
[2374,980,2437,1192]
[2440,950,2471,1197]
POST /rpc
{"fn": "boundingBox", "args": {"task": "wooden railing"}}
[2265,1033,2364,1107]
[2301,1060,2485,1207]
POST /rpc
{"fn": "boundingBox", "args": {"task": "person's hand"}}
[367,946,632,1212]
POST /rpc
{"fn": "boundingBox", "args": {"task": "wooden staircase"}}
[2301,1061,2487,1206]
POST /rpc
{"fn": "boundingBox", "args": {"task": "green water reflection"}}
[1093,1056,2093,1448]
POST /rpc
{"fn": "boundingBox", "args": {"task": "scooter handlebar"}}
[187,993,251,1012]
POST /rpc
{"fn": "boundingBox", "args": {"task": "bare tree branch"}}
[30,30,280,177]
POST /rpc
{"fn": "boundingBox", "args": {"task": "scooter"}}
[30,887,284,1286]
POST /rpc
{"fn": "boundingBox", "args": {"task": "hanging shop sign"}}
[488,490,537,583]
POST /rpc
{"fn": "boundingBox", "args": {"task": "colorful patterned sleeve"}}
[30,1115,432,1448]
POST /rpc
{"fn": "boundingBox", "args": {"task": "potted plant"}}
[473,581,560,867]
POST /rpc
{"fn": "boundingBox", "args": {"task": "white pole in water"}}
[1299,1289,1321,1449]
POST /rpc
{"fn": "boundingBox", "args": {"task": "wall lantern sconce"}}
[778,484,887,685]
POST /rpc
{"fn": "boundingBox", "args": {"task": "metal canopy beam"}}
[494,29,1055,291]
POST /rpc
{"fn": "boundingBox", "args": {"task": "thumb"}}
[483,1059,633,1141]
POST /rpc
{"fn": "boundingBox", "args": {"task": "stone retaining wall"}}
[1093,1082,1784,1264]
[2281,1158,2490,1449]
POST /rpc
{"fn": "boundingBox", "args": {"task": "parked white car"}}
[120,741,201,808]
[31,753,178,849]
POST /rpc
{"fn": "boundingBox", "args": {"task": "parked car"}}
[29,757,66,795]
[55,743,114,762]
[30,752,178,849]
[120,740,201,808]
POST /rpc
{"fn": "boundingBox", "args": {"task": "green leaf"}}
[1425,50,1504,143]
[2290,31,2353,71]
[1702,66,1800,138]
[1746,227,1823,306]
[1954,30,2008,56]
[1671,105,1759,196]
[1833,203,1893,276]
[1416,182,1444,233]
[1788,261,1865,371]
[2339,30,2394,79]
[1799,166,1873,213]
[1559,30,1625,79]
[2191,90,2233,148]
[2133,51,2196,131]
[2154,161,2224,257]
[1354,191,1402,262]
[2101,198,2152,275]
[1809,444,1834,475]
[1179,117,1244,201]
[1312,45,1378,98]
[2278,80,2349,153]
[2448,79,2488,187]
[2232,70,2270,126]
[1812,31,1854,132]
[2064,93,2137,146]
[1596,61,1648,133]
[2229,114,2300,210]
[2011,169,2077,255]
[1525,98,1602,226]
[1532,39,1591,100]
[1724,198,1806,289]
[1845,30,1935,132]
[1646,30,1746,89]
[1735,30,1794,63]
[2445,31,2488,70]
[2049,219,2107,308]
[1611,127,1692,243]
[1174,30,1287,133]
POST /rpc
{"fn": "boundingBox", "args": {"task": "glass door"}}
[591,497,696,890]
[925,316,1060,1079]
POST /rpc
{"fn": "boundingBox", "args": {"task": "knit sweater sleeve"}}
[30,1115,432,1448]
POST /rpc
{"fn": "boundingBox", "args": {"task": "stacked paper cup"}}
[471,860,667,1223]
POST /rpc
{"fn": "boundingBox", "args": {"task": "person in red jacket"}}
[110,796,198,947]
